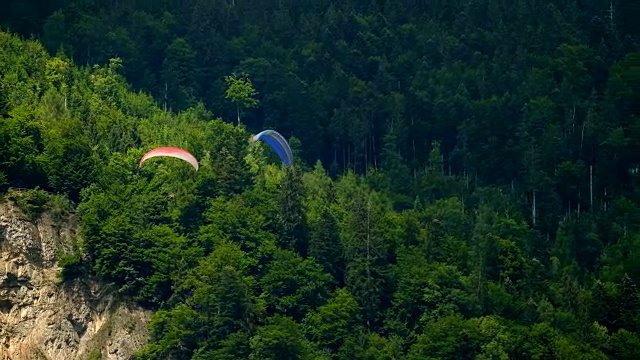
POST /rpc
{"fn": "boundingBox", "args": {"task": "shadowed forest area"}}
[1,0,640,358]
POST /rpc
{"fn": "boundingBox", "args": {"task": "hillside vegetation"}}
[1,0,640,358]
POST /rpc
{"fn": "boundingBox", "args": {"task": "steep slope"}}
[0,194,150,360]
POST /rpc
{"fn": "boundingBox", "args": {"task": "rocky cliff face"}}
[0,199,151,360]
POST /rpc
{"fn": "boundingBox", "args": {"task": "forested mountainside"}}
[1,0,640,358]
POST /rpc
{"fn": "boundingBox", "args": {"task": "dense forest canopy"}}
[1,0,640,358]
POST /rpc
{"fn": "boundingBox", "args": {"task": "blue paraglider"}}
[251,129,294,166]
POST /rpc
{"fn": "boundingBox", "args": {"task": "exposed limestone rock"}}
[0,199,151,360]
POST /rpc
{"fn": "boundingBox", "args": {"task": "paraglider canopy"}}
[139,147,199,171]
[251,129,293,166]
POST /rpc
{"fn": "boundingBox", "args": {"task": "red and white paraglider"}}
[139,147,199,171]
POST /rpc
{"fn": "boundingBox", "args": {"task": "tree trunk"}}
[342,146,346,173]
[590,165,593,212]
[164,81,168,112]
[578,197,581,217]
[364,138,368,176]
[581,122,585,155]
[372,135,377,170]
[532,190,537,227]
[365,194,371,329]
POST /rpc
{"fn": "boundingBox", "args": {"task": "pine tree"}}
[309,205,344,285]
[619,274,640,332]
[278,166,309,256]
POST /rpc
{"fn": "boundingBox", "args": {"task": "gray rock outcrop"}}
[0,199,150,360]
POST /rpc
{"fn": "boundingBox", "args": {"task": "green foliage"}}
[162,38,197,111]
[303,287,362,354]
[249,315,322,360]
[40,116,99,202]
[0,104,47,188]
[56,236,87,283]
[0,0,640,356]
[8,188,52,221]
[0,170,7,193]
[84,348,101,360]
[259,248,331,320]
[224,74,259,125]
